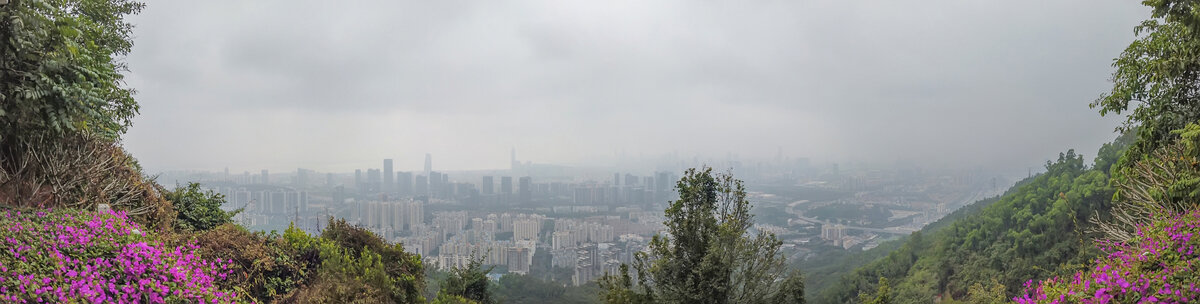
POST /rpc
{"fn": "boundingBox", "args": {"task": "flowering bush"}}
[0,209,239,303]
[1015,209,1200,303]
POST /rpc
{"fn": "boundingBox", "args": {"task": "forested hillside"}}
[822,0,1200,302]
[814,137,1130,303]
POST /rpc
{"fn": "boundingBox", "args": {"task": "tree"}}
[599,167,805,304]
[962,279,1008,304]
[1090,0,1200,159]
[0,0,162,224]
[0,0,144,152]
[438,256,494,304]
[858,277,891,304]
[166,182,240,232]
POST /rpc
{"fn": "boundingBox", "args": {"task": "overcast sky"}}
[122,0,1147,175]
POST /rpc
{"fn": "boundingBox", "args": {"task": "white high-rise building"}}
[514,219,539,241]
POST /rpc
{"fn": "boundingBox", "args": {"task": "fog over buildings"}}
[105,1,1178,287]
[121,0,1144,177]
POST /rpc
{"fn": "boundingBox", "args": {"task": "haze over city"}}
[11,0,1200,302]
[119,0,1144,175]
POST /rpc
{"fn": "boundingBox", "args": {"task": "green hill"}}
[814,136,1131,303]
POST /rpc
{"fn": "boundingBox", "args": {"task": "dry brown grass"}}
[0,133,174,229]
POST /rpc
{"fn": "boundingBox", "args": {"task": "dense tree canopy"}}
[1092,0,1200,158]
[0,0,143,144]
[814,146,1125,303]
[823,1,1200,302]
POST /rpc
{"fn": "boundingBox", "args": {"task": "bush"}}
[0,133,173,229]
[1017,209,1200,303]
[438,257,494,304]
[0,209,237,303]
[167,182,239,232]
[194,224,312,302]
[285,219,425,303]
[288,273,391,304]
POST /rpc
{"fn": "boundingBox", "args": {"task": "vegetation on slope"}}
[825,0,1200,302]
[799,194,1005,296]
[0,209,239,303]
[1017,208,1200,303]
[815,142,1129,303]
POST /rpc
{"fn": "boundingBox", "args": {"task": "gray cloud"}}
[121,0,1146,174]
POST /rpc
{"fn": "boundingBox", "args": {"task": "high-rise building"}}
[481,176,494,195]
[655,172,670,200]
[326,173,334,186]
[430,172,443,198]
[613,173,620,185]
[383,159,394,193]
[514,219,539,241]
[821,224,845,243]
[397,171,413,196]
[355,169,363,190]
[441,174,449,197]
[518,176,532,203]
[261,169,269,185]
[510,148,517,170]
[296,168,309,189]
[507,247,530,274]
[415,175,428,196]
[501,177,513,195]
[367,169,381,193]
[424,153,432,181]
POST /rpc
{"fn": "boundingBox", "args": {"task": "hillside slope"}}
[814,137,1130,303]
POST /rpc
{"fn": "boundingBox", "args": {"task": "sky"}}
[122,0,1148,175]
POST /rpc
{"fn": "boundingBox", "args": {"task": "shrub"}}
[194,223,311,302]
[438,257,494,304]
[0,209,236,303]
[285,219,425,303]
[167,182,240,232]
[0,133,173,229]
[288,273,391,304]
[1095,124,1200,242]
[1017,208,1200,303]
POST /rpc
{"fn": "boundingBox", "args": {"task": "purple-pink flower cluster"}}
[0,209,239,303]
[1015,209,1200,303]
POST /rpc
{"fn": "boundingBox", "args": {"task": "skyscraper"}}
[441,174,450,198]
[481,176,494,195]
[656,172,669,199]
[355,169,363,190]
[296,168,309,188]
[261,169,269,185]
[424,153,432,181]
[397,171,413,196]
[415,175,428,197]
[430,172,443,198]
[511,148,517,170]
[383,159,394,193]
[518,176,532,203]
[501,176,513,195]
[367,169,381,193]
